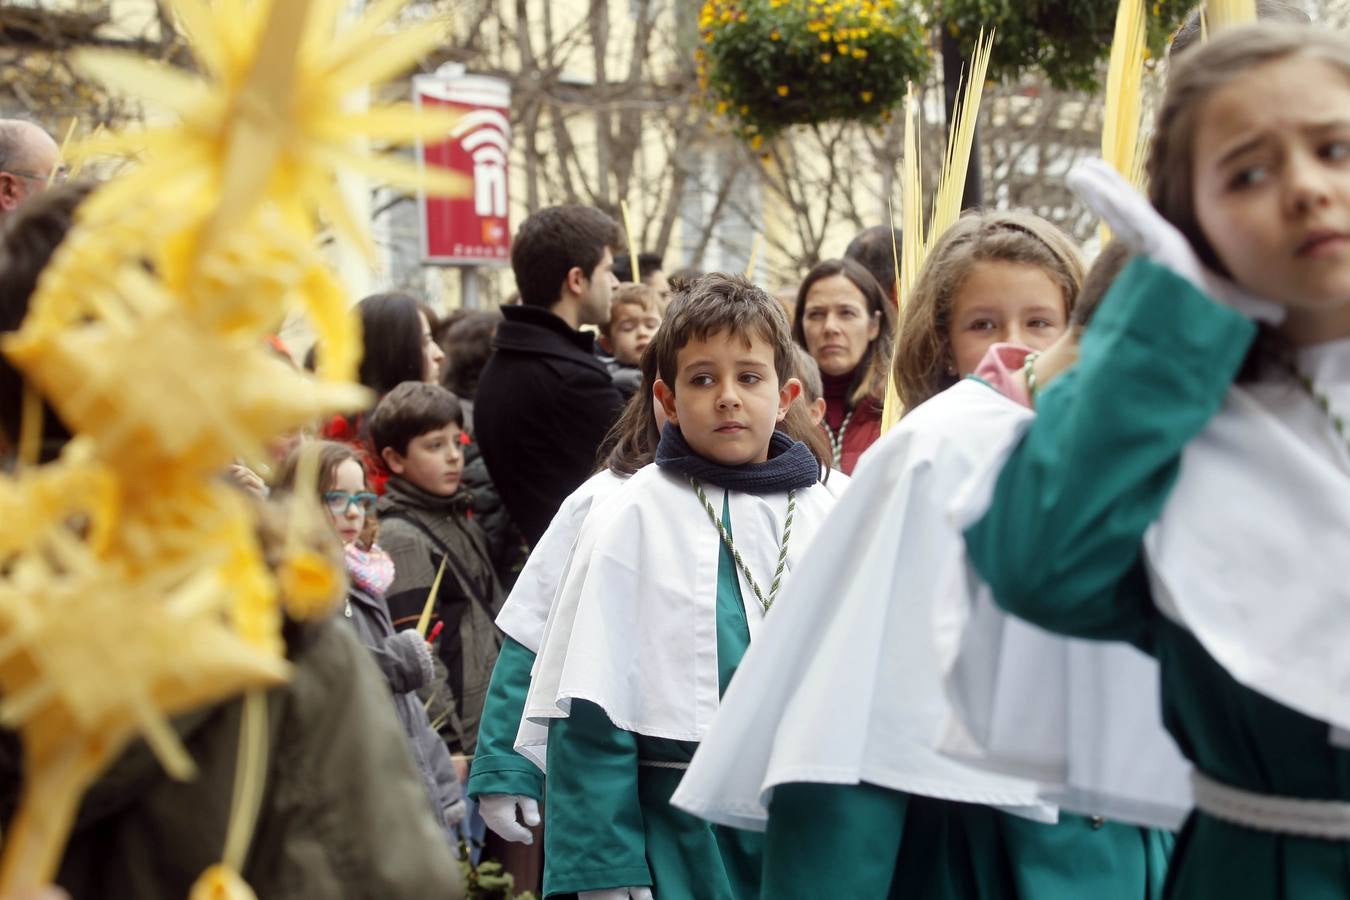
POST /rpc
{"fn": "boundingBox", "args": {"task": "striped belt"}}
[1192,771,1350,840]
[638,760,689,771]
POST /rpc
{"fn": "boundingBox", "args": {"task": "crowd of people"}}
[0,1,1347,898]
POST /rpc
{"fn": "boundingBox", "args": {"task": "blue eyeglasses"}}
[323,490,377,514]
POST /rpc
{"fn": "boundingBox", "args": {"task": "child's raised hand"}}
[1067,158,1286,324]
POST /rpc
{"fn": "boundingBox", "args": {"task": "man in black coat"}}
[474,206,626,546]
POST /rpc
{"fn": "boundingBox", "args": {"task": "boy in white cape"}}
[518,275,841,899]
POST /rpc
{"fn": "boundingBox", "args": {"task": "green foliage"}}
[938,0,1192,90]
[697,0,932,143]
[459,842,537,900]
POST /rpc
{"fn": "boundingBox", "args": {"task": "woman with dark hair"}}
[356,292,445,392]
[792,258,894,474]
[322,292,446,491]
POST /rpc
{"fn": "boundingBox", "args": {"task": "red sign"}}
[415,71,511,266]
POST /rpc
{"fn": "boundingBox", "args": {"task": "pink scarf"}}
[345,541,395,597]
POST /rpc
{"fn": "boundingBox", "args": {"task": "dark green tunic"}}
[542,497,763,899]
[467,636,544,801]
[764,785,1170,900]
[965,258,1350,898]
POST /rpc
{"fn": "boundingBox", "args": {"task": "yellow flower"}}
[770,29,781,40]
[821,52,833,63]
[777,85,789,96]
[750,134,763,149]
[190,864,257,900]
[279,548,343,620]
[861,90,874,102]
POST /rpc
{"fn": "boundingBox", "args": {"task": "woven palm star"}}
[71,0,468,265]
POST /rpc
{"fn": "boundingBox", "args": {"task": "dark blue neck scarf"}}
[654,422,820,494]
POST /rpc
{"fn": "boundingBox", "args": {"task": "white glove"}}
[1067,158,1285,324]
[578,889,654,900]
[478,794,541,844]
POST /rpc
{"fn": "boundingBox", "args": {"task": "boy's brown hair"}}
[653,273,794,389]
[601,283,662,339]
[368,381,463,458]
[893,210,1085,413]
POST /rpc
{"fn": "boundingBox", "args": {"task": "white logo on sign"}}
[452,109,510,218]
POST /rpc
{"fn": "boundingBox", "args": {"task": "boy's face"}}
[381,422,464,497]
[654,329,799,467]
[608,304,661,366]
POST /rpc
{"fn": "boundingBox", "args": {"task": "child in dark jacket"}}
[369,383,505,767]
[273,440,465,837]
[596,283,663,400]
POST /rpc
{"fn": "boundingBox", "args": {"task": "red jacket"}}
[821,371,883,475]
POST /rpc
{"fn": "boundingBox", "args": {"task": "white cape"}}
[516,463,843,770]
[1144,339,1350,735]
[934,557,1193,830]
[672,380,1057,832]
[941,339,1350,827]
[495,469,626,653]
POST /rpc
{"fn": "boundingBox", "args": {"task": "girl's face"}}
[420,311,446,383]
[1193,56,1350,342]
[801,275,881,377]
[946,261,1069,377]
[326,458,369,546]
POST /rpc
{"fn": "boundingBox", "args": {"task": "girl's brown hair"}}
[272,440,363,498]
[600,342,661,476]
[791,258,895,409]
[1149,23,1350,378]
[893,210,1085,412]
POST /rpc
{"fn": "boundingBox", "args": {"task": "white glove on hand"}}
[578,889,654,900]
[478,794,541,844]
[1067,158,1285,324]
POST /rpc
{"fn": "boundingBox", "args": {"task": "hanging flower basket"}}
[698,0,931,144]
[939,0,1191,91]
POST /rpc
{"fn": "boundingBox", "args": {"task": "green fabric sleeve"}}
[965,258,1257,643]
[543,700,652,897]
[467,637,544,800]
[763,782,907,899]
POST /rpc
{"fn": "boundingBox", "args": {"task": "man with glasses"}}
[0,119,62,217]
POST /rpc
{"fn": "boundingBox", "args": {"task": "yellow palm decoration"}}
[0,0,475,895]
